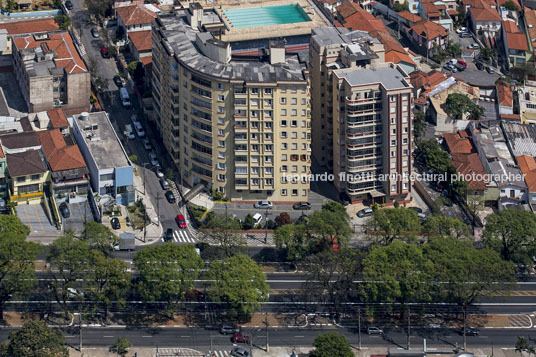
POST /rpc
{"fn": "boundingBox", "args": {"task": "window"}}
[391,184,397,192]
[251,167,259,174]
[292,189,298,196]
[251,110,258,117]
[252,133,259,140]
[100,173,113,181]
[403,182,408,190]
[291,132,297,139]
[291,143,297,150]
[251,88,259,94]
[403,138,408,144]
[291,98,297,105]
[390,106,396,113]
[281,189,287,195]
[282,154,288,161]
[218,94,225,101]
[301,109,306,116]
[218,129,225,136]
[217,174,226,181]
[280,120,287,127]
[281,109,287,116]
[391,151,395,157]
[264,88,272,94]
[264,133,272,140]
[280,97,287,104]
[217,106,225,113]
[391,140,396,146]
[31,174,40,181]
[282,165,288,172]
[18,184,39,194]
[281,131,288,138]
[265,122,273,129]
[218,140,226,147]
[291,120,298,127]
[252,156,259,163]
[390,95,396,102]
[251,121,259,128]
[218,151,225,159]
[291,109,297,116]
[264,110,272,118]
[301,98,306,105]
[403,160,408,166]
[252,144,259,151]
[264,99,273,106]
[403,149,409,155]
[266,178,273,185]
[391,162,396,169]
[292,165,298,172]
[265,156,272,162]
[16,176,26,183]
[302,165,307,172]
[281,86,286,93]
[251,99,259,106]
[265,167,273,174]
[251,178,260,185]
[265,144,273,151]
[392,129,396,135]
[291,86,297,93]
[236,166,248,174]
[217,83,224,90]
[217,163,226,170]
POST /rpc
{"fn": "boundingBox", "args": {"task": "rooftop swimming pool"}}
[223,3,312,29]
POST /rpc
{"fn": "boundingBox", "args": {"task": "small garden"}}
[1,0,62,12]
[127,199,148,230]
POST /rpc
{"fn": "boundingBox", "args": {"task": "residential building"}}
[468,6,502,40]
[502,20,531,69]
[524,9,536,61]
[310,27,413,204]
[0,146,6,198]
[128,30,152,61]
[516,155,536,208]
[0,18,59,55]
[496,82,514,115]
[72,112,134,206]
[152,8,312,202]
[419,1,453,30]
[12,32,90,113]
[320,0,342,14]
[518,81,536,124]
[38,129,88,200]
[116,4,157,33]
[397,11,423,27]
[408,19,449,55]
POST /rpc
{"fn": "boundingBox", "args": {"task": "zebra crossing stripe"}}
[173,230,195,243]
[213,351,229,357]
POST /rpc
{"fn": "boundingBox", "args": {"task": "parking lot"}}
[62,201,94,232]
[16,203,57,233]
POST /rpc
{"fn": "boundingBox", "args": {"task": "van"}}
[253,213,263,226]
[120,87,131,108]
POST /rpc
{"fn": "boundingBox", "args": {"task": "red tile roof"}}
[128,30,152,52]
[451,152,489,190]
[517,155,536,192]
[409,70,447,89]
[13,32,87,74]
[335,1,362,18]
[38,129,86,172]
[398,11,422,23]
[341,7,387,33]
[410,19,448,40]
[0,18,59,35]
[500,113,521,120]
[0,145,4,159]
[502,20,518,33]
[47,108,69,129]
[444,131,475,155]
[469,7,501,21]
[462,0,494,9]
[447,9,459,15]
[422,2,441,16]
[496,82,513,107]
[116,4,157,26]
[140,56,152,66]
[385,50,416,66]
[506,32,529,51]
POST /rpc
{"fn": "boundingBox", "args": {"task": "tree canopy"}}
[311,331,353,357]
[202,213,244,258]
[3,321,68,357]
[81,221,118,255]
[424,215,470,239]
[0,216,30,239]
[365,207,422,244]
[445,93,483,120]
[502,0,519,11]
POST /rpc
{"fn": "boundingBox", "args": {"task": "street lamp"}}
[264,208,271,244]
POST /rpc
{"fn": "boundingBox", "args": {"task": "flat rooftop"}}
[335,66,410,90]
[223,4,311,29]
[73,112,130,170]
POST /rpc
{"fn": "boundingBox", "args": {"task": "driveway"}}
[16,203,57,233]
[62,200,94,233]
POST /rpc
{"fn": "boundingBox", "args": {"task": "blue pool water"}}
[223,4,312,29]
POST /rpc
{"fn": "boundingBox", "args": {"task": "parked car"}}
[91,27,99,38]
[231,333,249,343]
[367,326,383,335]
[164,228,173,242]
[292,201,311,210]
[485,66,495,74]
[165,190,176,203]
[443,63,457,72]
[460,32,472,38]
[409,207,423,214]
[154,166,164,178]
[113,75,124,88]
[458,60,467,68]
[454,62,465,71]
[143,139,152,151]
[231,348,250,357]
[339,192,351,206]
[456,27,467,34]
[124,124,135,139]
[220,324,240,335]
[59,202,70,218]
[468,43,480,49]
[150,152,159,167]
[64,0,73,10]
[459,327,479,336]
[100,46,109,58]
[175,214,186,229]
[252,213,263,226]
[131,114,140,124]
[254,200,273,209]
[357,207,373,218]
[159,177,170,190]
[426,323,442,329]
[110,217,120,230]
[475,61,484,70]
[0,198,7,214]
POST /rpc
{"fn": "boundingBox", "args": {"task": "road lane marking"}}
[34,204,44,231]
[180,335,191,338]
[294,336,304,338]
[23,205,33,231]
[142,335,152,338]
[103,336,114,338]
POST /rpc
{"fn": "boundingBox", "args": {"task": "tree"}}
[445,93,483,120]
[275,212,291,226]
[321,201,348,216]
[84,0,113,22]
[0,234,40,320]
[365,207,422,244]
[207,254,269,317]
[81,221,118,255]
[418,139,451,174]
[446,41,461,57]
[242,214,255,230]
[307,208,352,252]
[483,208,536,263]
[413,111,425,141]
[274,223,308,262]
[480,47,494,62]
[133,244,203,313]
[53,14,70,30]
[111,337,132,357]
[363,241,433,310]
[304,249,363,317]
[88,251,130,321]
[456,7,467,27]
[202,213,244,258]
[502,0,519,11]
[424,215,470,239]
[0,215,30,239]
[5,321,67,357]
[392,1,409,11]
[311,331,353,357]
[516,337,530,355]
[47,234,92,320]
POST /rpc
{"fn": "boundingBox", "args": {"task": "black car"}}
[475,61,484,71]
[292,202,311,210]
[110,217,120,230]
[113,75,123,88]
[164,228,173,242]
[339,192,351,206]
[165,190,176,203]
[0,198,7,214]
[409,207,423,214]
[59,203,70,218]
[64,0,73,9]
[459,327,479,336]
[220,324,240,335]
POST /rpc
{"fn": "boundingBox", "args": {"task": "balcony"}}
[234,110,247,118]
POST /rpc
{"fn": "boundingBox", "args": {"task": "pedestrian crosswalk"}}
[209,351,229,357]
[161,229,197,243]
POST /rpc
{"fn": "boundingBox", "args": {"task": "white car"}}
[456,27,467,34]
[253,213,263,226]
[133,122,145,137]
[149,152,159,166]
[124,124,135,139]
[143,139,152,150]
[468,43,480,49]
[131,114,140,124]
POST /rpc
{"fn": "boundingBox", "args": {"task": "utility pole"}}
[264,209,270,244]
[357,306,361,350]
[407,306,411,350]
[79,308,82,353]
[143,203,147,243]
[265,311,269,352]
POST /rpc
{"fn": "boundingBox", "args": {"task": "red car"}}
[458,60,467,68]
[176,214,186,228]
[100,46,109,58]
[186,289,205,301]
[231,333,249,343]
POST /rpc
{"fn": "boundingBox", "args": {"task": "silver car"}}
[254,200,273,209]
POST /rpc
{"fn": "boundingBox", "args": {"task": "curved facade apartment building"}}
[152,7,311,202]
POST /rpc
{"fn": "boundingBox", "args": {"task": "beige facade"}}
[152,11,311,202]
[310,28,413,204]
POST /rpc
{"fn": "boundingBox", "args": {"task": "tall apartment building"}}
[310,28,413,204]
[152,7,311,202]
[12,32,90,113]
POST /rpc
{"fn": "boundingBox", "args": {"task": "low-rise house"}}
[408,19,449,55]
[128,30,152,61]
[398,10,423,27]
[496,82,514,115]
[502,20,531,69]
[72,112,134,206]
[524,9,536,61]
[116,4,157,33]
[469,6,502,40]
[518,81,536,124]
[516,155,536,209]
[0,18,59,56]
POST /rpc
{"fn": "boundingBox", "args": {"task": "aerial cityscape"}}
[0,0,534,355]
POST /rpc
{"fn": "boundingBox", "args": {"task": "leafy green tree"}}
[202,213,244,257]
[274,223,308,261]
[275,212,291,226]
[111,337,132,357]
[446,41,461,57]
[424,215,470,239]
[0,215,30,239]
[392,1,409,11]
[81,221,118,255]
[321,201,348,216]
[311,331,353,357]
[480,47,494,62]
[242,213,255,230]
[47,234,92,320]
[456,7,466,27]
[5,321,68,357]
[365,207,422,244]
[0,234,40,320]
[483,208,536,263]
[207,254,269,317]
[418,139,451,174]
[445,93,483,120]
[304,249,363,316]
[502,0,519,11]
[413,111,425,141]
[88,251,130,321]
[53,0,62,8]
[84,0,113,21]
[54,14,70,30]
[363,241,433,309]
[307,208,351,251]
[133,244,203,312]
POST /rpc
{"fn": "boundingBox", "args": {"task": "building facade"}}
[152,9,311,202]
